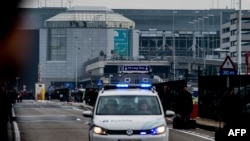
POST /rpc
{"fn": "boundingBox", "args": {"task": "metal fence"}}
[198,75,250,120]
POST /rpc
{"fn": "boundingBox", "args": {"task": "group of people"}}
[100,98,153,115]
[83,88,99,106]
[220,87,243,127]
[156,84,194,129]
[0,84,18,140]
[158,84,247,130]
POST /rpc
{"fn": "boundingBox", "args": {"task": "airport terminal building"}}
[17,6,250,89]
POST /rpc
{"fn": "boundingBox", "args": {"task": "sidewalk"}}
[8,121,15,141]
[195,117,223,131]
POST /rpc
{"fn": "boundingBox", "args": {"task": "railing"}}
[83,55,224,66]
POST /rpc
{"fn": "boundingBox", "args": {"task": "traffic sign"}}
[220,56,236,70]
[219,69,237,76]
[96,80,103,86]
[220,56,237,76]
[123,65,149,71]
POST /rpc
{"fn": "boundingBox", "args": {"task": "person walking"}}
[220,87,242,128]
[89,89,98,106]
[175,85,193,129]
[161,85,172,116]
[7,88,16,123]
[0,83,9,141]
[84,88,93,105]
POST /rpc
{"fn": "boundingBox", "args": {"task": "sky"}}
[20,0,250,10]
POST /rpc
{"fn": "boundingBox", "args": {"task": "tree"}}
[99,50,105,56]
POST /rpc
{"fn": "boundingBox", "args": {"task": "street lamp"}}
[203,16,209,74]
[74,37,80,89]
[208,14,215,56]
[238,0,242,74]
[172,11,177,80]
[88,37,93,59]
[188,21,196,59]
[198,18,204,58]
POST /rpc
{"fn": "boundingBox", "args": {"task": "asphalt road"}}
[13,100,215,141]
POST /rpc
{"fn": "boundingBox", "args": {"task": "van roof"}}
[99,88,157,96]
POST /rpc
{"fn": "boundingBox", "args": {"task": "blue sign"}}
[96,80,103,86]
[123,66,150,71]
[64,83,73,89]
[219,69,237,76]
[114,29,129,57]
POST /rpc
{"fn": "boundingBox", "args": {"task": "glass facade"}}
[139,31,220,60]
[48,28,67,61]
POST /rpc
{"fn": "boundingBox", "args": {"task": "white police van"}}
[83,83,169,141]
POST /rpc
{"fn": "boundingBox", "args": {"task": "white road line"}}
[170,128,215,141]
[13,121,21,141]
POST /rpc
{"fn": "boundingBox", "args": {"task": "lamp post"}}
[74,37,80,89]
[238,0,242,74]
[194,11,199,58]
[203,16,209,51]
[203,16,209,75]
[198,18,203,58]
[188,21,196,59]
[208,14,215,56]
[172,11,177,80]
[198,17,206,75]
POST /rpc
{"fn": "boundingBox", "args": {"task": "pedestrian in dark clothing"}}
[0,0,32,139]
[77,90,83,102]
[7,88,16,123]
[175,85,193,129]
[220,87,242,127]
[17,91,23,103]
[162,85,172,116]
[0,83,9,141]
[89,89,98,106]
[84,89,92,105]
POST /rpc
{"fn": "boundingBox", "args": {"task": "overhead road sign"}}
[122,65,150,73]
[219,56,237,76]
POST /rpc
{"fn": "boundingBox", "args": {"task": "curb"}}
[11,105,20,141]
[196,123,218,131]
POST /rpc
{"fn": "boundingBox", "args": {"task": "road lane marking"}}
[170,128,214,141]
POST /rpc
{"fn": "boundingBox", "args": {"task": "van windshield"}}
[96,95,162,115]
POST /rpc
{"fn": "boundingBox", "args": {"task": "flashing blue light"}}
[140,131,147,135]
[151,128,157,135]
[140,83,152,88]
[116,84,129,88]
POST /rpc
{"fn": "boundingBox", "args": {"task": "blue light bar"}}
[140,83,152,88]
[140,131,147,135]
[116,84,129,88]
[112,83,152,89]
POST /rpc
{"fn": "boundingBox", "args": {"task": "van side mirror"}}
[82,110,93,118]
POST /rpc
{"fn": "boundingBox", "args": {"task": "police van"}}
[83,83,169,141]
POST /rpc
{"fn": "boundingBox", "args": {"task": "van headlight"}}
[93,126,107,135]
[150,125,166,135]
